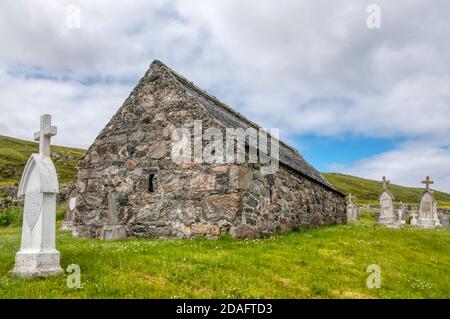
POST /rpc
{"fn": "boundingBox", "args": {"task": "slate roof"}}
[152,60,343,196]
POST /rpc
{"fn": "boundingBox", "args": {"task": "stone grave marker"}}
[346,193,359,221]
[397,202,406,225]
[440,215,449,228]
[411,212,418,226]
[60,192,76,232]
[102,169,127,240]
[417,177,438,229]
[378,177,396,226]
[12,114,63,277]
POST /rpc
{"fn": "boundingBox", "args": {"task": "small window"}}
[266,174,275,186]
[267,174,275,203]
[126,145,135,158]
[148,174,155,192]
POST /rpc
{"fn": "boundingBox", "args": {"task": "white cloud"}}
[0,70,131,148]
[0,0,449,190]
[333,141,450,193]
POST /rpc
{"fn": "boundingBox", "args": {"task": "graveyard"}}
[1,1,450,308]
[3,135,450,209]
[0,211,449,298]
[1,130,450,298]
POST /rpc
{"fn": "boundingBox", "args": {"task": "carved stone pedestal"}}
[13,251,63,277]
[102,225,127,240]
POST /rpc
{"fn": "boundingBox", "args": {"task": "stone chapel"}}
[71,60,346,239]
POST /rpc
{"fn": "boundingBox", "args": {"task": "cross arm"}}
[34,126,57,141]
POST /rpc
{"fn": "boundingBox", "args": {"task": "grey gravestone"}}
[417,177,438,228]
[346,204,358,221]
[411,212,418,226]
[440,215,449,228]
[61,194,76,232]
[102,170,127,240]
[107,191,119,225]
[378,177,396,226]
[346,194,359,221]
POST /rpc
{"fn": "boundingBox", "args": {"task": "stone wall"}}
[73,62,247,238]
[72,61,346,239]
[232,164,346,239]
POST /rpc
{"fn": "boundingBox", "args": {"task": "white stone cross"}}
[380,176,390,190]
[12,114,62,277]
[348,193,357,204]
[422,176,434,192]
[34,114,57,157]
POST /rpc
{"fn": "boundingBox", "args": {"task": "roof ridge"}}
[146,59,342,196]
[149,59,301,156]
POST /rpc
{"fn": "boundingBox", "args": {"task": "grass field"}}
[0,135,85,187]
[0,212,449,299]
[323,173,450,207]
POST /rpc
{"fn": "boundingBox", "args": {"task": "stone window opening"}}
[267,174,275,203]
[126,145,135,158]
[148,174,156,192]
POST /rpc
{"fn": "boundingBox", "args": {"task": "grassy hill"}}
[0,135,85,187]
[323,173,450,207]
[1,134,450,207]
[0,213,449,298]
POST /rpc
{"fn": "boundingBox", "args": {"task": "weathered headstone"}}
[440,215,449,228]
[102,170,127,240]
[12,115,63,277]
[433,201,441,227]
[417,177,438,229]
[411,212,418,226]
[12,183,19,200]
[60,193,76,232]
[346,193,359,221]
[397,202,406,225]
[378,177,396,226]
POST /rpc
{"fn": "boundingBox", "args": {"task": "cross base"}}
[60,221,74,232]
[416,218,439,229]
[102,225,127,240]
[12,250,63,277]
[378,216,396,225]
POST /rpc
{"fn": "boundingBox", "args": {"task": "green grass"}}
[0,212,449,298]
[0,135,85,187]
[0,207,23,227]
[0,202,67,227]
[323,173,450,208]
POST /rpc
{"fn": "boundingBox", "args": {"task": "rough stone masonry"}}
[72,60,346,239]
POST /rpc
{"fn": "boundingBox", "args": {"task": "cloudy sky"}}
[0,0,449,192]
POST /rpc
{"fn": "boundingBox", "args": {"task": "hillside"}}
[323,173,450,207]
[1,135,450,207]
[0,135,85,187]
